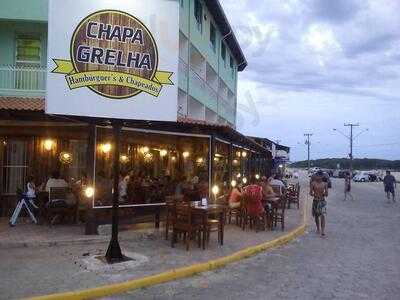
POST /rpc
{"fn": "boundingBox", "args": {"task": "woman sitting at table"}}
[228,184,242,209]
[242,178,265,216]
[261,176,278,201]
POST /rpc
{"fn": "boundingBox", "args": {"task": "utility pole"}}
[344,123,359,180]
[304,133,313,171]
[333,124,368,189]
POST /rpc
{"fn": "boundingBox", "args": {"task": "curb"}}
[28,198,309,300]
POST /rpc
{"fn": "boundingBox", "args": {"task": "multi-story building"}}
[0,1,273,222]
[0,0,246,127]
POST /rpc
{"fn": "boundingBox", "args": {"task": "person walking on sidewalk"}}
[310,171,328,237]
[383,171,396,202]
[344,174,354,201]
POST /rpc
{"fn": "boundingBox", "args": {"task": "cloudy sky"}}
[220,0,400,162]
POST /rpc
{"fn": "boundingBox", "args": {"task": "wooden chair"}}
[45,187,77,225]
[271,196,286,231]
[288,183,300,209]
[165,195,184,240]
[241,193,267,232]
[171,203,202,251]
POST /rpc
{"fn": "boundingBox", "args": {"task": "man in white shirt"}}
[45,171,68,192]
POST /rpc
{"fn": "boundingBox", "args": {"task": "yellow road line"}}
[29,199,309,300]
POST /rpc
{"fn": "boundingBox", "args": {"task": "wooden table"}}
[191,204,226,249]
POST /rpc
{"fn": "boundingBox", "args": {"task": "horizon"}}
[220,0,400,161]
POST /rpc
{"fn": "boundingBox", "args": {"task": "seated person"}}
[242,179,265,216]
[45,170,68,192]
[269,174,286,195]
[228,185,242,209]
[261,177,278,201]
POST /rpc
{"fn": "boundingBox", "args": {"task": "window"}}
[2,140,28,195]
[16,35,41,65]
[210,23,216,52]
[194,0,203,33]
[221,42,226,66]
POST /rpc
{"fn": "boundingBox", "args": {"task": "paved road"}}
[113,179,400,300]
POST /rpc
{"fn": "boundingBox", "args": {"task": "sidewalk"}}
[0,189,307,300]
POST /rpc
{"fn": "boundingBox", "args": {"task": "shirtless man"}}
[310,172,328,237]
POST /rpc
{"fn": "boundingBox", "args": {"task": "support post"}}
[85,124,97,235]
[105,120,124,263]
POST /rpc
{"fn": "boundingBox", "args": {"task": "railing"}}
[178,59,236,124]
[0,65,46,95]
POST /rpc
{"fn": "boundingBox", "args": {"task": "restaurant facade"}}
[0,1,284,230]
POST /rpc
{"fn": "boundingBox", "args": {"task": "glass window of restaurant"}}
[213,140,230,195]
[231,146,249,186]
[94,127,210,208]
[0,136,88,194]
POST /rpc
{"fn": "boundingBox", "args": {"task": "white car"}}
[353,173,370,182]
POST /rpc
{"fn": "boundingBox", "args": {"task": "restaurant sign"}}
[46,0,179,121]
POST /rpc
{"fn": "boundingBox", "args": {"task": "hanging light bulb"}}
[120,154,129,164]
[212,185,220,195]
[160,149,168,157]
[84,187,94,198]
[242,177,248,184]
[231,180,237,187]
[182,151,190,158]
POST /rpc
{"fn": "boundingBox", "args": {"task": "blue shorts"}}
[385,185,395,194]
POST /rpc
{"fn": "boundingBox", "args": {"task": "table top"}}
[191,204,226,212]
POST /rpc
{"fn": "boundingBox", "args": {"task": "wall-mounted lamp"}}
[44,139,55,151]
[100,143,112,154]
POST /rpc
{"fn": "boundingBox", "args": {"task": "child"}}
[26,176,36,199]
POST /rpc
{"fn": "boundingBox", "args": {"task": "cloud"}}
[220,0,400,160]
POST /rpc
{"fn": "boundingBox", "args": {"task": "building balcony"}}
[0,65,46,97]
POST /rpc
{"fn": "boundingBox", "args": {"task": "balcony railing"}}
[0,65,46,96]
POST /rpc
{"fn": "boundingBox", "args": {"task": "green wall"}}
[0,21,47,66]
[0,0,48,22]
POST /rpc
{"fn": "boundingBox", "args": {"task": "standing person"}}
[310,173,328,237]
[118,171,128,203]
[344,174,354,201]
[383,171,396,202]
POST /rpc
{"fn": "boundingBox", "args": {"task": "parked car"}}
[353,172,370,182]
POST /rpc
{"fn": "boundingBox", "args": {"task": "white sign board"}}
[46,0,179,121]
